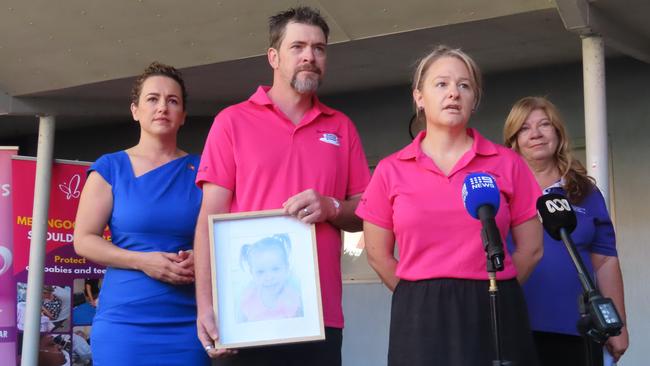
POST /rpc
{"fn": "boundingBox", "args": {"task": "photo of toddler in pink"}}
[237,234,304,323]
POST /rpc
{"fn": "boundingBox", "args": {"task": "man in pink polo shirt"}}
[193,6,370,366]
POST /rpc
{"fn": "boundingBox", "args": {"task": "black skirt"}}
[388,278,540,366]
[533,331,603,366]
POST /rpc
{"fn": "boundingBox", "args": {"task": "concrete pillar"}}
[21,115,55,366]
[582,35,610,207]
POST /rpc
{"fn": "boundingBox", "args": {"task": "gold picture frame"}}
[208,209,325,349]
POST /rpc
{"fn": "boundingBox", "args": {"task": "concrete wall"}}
[4,56,648,365]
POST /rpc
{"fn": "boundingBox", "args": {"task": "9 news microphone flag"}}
[462,172,505,271]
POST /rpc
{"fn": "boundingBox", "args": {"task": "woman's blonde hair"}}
[503,96,594,203]
[412,45,483,124]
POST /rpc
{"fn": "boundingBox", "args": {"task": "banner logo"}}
[545,198,571,213]
[58,174,81,200]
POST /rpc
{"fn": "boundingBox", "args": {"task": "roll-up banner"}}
[0,147,18,365]
[12,156,108,365]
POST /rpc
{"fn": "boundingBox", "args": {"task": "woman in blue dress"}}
[74,62,209,365]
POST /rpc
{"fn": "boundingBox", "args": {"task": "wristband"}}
[330,197,341,219]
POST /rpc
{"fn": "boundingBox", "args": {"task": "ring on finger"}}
[204,345,214,352]
[302,207,310,215]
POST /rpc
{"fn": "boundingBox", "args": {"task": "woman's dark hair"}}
[130,61,187,110]
[269,6,329,49]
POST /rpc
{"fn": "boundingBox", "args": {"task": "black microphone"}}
[536,193,623,342]
[536,193,590,288]
[535,193,577,240]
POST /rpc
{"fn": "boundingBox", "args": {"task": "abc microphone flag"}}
[536,193,577,240]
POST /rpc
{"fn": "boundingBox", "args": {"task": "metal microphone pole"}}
[478,206,512,366]
[558,228,623,366]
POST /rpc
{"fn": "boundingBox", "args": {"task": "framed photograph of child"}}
[208,209,325,349]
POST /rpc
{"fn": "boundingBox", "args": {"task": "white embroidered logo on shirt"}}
[319,133,340,146]
[573,205,587,214]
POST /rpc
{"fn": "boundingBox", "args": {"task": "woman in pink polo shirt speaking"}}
[356,45,543,366]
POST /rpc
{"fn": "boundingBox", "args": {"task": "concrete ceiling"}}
[1,0,649,136]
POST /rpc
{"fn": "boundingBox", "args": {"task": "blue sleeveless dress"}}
[89,151,209,366]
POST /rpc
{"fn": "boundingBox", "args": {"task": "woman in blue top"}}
[503,96,629,365]
[73,62,209,365]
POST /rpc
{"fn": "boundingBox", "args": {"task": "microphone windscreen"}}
[536,193,577,240]
[462,173,500,219]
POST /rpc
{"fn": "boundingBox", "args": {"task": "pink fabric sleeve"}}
[196,111,236,190]
[346,122,371,197]
[356,161,394,230]
[509,154,542,227]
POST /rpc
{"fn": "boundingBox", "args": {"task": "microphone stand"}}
[558,228,623,366]
[478,206,512,366]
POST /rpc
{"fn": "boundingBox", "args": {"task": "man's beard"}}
[291,65,322,94]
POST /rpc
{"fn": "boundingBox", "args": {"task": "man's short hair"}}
[269,6,330,49]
